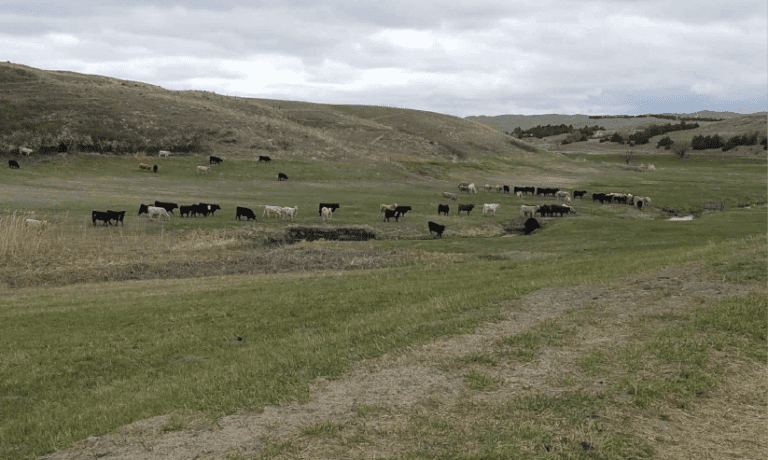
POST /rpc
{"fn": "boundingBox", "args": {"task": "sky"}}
[1,1,766,117]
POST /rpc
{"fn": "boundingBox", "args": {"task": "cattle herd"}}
[6,153,653,238]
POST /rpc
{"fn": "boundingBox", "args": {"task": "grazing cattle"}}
[138,204,150,216]
[209,155,223,165]
[321,207,333,222]
[458,204,475,215]
[482,203,500,214]
[159,150,171,158]
[555,191,571,203]
[147,206,171,221]
[442,192,457,201]
[263,205,282,218]
[437,204,450,216]
[515,191,523,199]
[428,221,446,238]
[468,183,477,194]
[382,209,399,222]
[107,210,126,226]
[394,205,412,219]
[634,196,651,210]
[154,201,179,215]
[318,203,340,216]
[539,204,575,217]
[484,184,492,191]
[536,187,559,197]
[139,163,153,172]
[25,218,48,229]
[379,203,398,214]
[503,185,510,194]
[179,205,193,218]
[573,190,587,200]
[199,203,221,216]
[458,184,471,194]
[8,160,19,169]
[19,147,33,156]
[495,185,504,193]
[92,210,111,226]
[197,165,210,174]
[258,155,272,162]
[277,172,288,181]
[280,206,298,221]
[520,205,540,219]
[236,206,257,221]
[592,192,610,204]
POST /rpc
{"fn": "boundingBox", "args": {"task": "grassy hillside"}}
[0,63,530,162]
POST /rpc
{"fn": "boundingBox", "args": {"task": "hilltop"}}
[0,63,532,162]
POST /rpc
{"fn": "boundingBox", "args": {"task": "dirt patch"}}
[40,262,765,460]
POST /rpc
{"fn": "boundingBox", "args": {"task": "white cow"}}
[196,165,210,174]
[280,206,298,222]
[555,191,571,204]
[520,205,540,219]
[25,218,48,229]
[483,203,500,214]
[442,192,457,201]
[262,206,282,218]
[379,203,397,214]
[321,207,333,222]
[159,150,171,158]
[19,147,33,156]
[147,206,171,221]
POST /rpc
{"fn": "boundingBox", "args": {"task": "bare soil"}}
[39,261,766,460]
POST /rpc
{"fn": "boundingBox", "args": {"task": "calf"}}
[8,160,19,169]
[437,204,450,216]
[520,205,539,219]
[138,204,150,216]
[179,205,193,218]
[236,206,257,221]
[458,204,475,215]
[159,150,171,158]
[482,203,500,214]
[107,210,126,226]
[382,209,399,222]
[277,172,288,181]
[573,190,587,200]
[197,165,210,174]
[209,155,223,165]
[428,221,446,238]
[318,203,340,216]
[394,205,412,219]
[147,206,171,221]
[258,155,272,162]
[154,201,179,215]
[92,210,111,226]
[263,205,282,218]
[321,207,333,222]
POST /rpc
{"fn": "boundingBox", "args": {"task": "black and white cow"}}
[318,203,341,216]
[107,210,126,226]
[154,200,179,215]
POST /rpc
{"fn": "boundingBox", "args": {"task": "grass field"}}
[0,150,765,459]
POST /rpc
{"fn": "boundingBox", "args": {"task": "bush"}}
[657,136,673,150]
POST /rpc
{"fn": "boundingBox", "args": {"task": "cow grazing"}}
[280,206,298,221]
[321,207,333,222]
[199,203,221,216]
[236,206,257,221]
[437,204,450,216]
[458,204,475,215]
[263,205,282,218]
[536,187,559,197]
[520,205,540,219]
[197,165,210,174]
[139,163,153,172]
[154,201,179,215]
[515,191,523,199]
[209,155,223,165]
[442,192,457,201]
[8,160,19,169]
[19,147,33,156]
[258,155,272,162]
[482,203,500,214]
[503,185,510,194]
[147,206,171,221]
[25,218,48,229]
[555,191,572,203]
[428,221,446,238]
[179,205,193,218]
[92,210,111,226]
[318,203,340,216]
[573,190,587,200]
[382,209,399,222]
[379,203,397,214]
[277,172,288,181]
[159,150,171,158]
[107,210,126,226]
[138,204,150,216]
[394,205,412,219]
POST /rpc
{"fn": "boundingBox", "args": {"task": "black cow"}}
[458,204,474,215]
[383,209,399,222]
[107,210,126,226]
[592,193,609,204]
[8,160,19,169]
[200,203,221,216]
[524,218,541,235]
[258,155,272,162]
[138,204,150,216]
[318,203,341,215]
[437,204,449,216]
[394,205,412,219]
[503,185,510,194]
[277,172,288,181]
[236,206,257,221]
[209,155,223,165]
[154,200,179,215]
[92,210,111,226]
[536,187,559,197]
[428,221,446,238]
[179,205,193,218]
[573,190,587,200]
[153,164,158,174]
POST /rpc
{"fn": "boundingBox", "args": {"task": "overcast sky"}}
[2,1,766,117]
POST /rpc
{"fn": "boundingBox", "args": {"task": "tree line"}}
[657,132,767,151]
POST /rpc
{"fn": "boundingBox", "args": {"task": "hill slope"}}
[0,63,531,161]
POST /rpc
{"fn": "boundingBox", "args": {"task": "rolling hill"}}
[0,62,533,162]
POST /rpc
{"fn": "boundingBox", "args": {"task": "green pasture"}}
[0,152,765,458]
